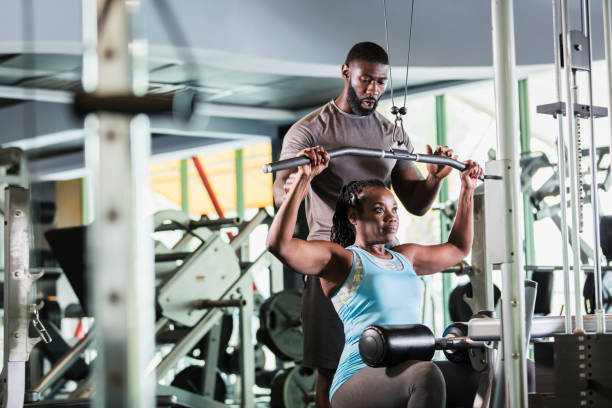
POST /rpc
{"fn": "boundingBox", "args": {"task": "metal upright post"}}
[235,149,245,220]
[237,275,255,407]
[235,149,248,261]
[180,159,189,214]
[435,95,452,328]
[583,0,605,333]
[1,187,43,408]
[84,1,155,407]
[518,79,536,267]
[560,0,585,332]
[490,0,528,406]
[605,0,612,159]
[552,0,573,334]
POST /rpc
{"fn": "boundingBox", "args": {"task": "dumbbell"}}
[359,323,489,367]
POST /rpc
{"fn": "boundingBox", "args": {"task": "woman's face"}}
[352,186,399,244]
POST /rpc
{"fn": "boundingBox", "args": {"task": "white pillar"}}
[490,0,528,406]
[84,1,155,407]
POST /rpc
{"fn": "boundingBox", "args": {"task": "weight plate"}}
[258,290,303,361]
[449,283,501,322]
[171,365,226,402]
[271,365,316,408]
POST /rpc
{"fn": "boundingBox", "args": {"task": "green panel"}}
[436,95,452,328]
[180,159,189,214]
[518,79,536,266]
[235,149,245,219]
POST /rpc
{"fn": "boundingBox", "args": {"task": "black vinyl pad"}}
[44,226,89,316]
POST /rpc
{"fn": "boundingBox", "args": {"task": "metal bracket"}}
[484,160,514,264]
[566,30,591,71]
[0,186,44,408]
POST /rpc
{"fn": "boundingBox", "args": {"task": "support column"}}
[604,0,612,159]
[435,95,452,328]
[518,79,536,266]
[82,177,91,225]
[1,187,41,408]
[180,159,189,214]
[235,149,245,220]
[84,1,155,407]
[560,0,585,332]
[490,0,528,406]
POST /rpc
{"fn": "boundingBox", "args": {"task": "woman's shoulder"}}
[308,240,354,263]
[387,244,418,264]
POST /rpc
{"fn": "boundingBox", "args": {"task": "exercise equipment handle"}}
[262,147,492,181]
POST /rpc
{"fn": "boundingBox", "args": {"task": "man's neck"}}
[334,90,353,114]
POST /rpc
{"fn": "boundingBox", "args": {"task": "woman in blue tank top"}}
[267,146,482,408]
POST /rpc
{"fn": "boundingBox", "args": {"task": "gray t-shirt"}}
[279,100,415,241]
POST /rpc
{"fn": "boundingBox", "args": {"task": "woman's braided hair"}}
[330,179,387,247]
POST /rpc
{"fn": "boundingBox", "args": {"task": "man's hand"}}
[425,144,456,180]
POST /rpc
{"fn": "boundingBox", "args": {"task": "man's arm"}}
[391,144,455,216]
[273,168,296,208]
[392,167,442,216]
[273,124,316,207]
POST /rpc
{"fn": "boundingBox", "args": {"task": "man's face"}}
[343,60,388,116]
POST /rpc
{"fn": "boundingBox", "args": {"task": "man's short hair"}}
[344,42,389,66]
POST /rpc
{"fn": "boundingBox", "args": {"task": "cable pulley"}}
[382,0,416,146]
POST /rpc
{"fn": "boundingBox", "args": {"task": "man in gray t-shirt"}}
[273,42,455,408]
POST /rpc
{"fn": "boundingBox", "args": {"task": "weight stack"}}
[553,333,612,407]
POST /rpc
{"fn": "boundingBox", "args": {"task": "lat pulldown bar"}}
[262,146,496,181]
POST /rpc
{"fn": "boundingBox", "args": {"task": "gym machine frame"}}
[154,208,272,407]
[0,186,50,408]
[21,208,275,407]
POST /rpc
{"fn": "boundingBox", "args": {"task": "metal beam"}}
[235,149,245,220]
[435,94,452,329]
[518,79,536,266]
[197,102,297,123]
[0,85,299,123]
[180,159,189,213]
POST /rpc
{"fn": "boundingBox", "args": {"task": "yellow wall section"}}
[56,178,83,227]
[150,143,273,215]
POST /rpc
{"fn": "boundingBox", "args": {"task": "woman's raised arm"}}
[266,146,350,279]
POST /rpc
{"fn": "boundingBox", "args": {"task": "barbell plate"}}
[271,365,316,408]
[258,290,303,361]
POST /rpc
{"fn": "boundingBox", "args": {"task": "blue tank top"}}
[328,245,423,401]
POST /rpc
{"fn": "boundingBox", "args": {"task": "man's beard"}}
[347,83,378,116]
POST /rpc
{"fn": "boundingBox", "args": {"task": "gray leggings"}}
[331,361,482,408]
[331,360,446,408]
